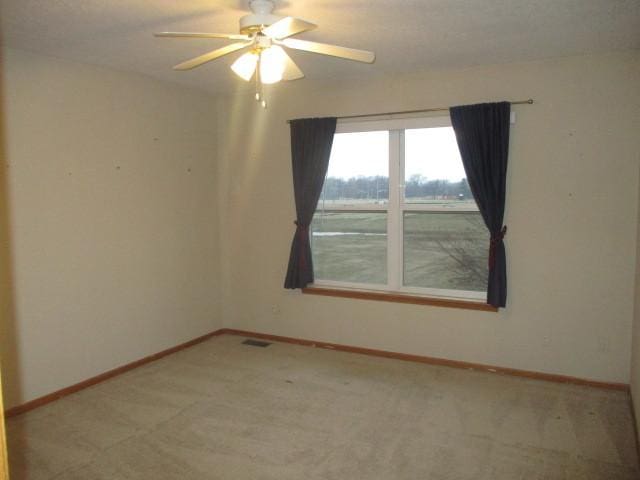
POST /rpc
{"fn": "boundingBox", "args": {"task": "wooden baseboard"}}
[221,328,630,391]
[4,329,226,418]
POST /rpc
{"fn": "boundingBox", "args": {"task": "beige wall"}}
[1,48,221,408]
[217,51,640,384]
[632,163,640,433]
[0,47,13,476]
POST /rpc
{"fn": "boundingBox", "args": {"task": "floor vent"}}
[242,339,271,347]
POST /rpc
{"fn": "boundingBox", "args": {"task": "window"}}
[311,116,488,301]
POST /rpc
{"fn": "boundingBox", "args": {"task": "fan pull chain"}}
[255,55,267,109]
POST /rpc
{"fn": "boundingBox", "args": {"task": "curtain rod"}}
[287,99,534,123]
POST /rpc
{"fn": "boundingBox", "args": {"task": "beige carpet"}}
[7,334,640,479]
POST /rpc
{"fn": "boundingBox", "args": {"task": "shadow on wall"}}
[0,46,22,409]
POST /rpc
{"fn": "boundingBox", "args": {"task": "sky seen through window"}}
[327,127,466,182]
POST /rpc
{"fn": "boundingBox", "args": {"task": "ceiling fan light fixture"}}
[231,51,259,81]
[259,45,287,84]
[156,0,375,107]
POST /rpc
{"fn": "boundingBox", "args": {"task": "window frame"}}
[311,115,486,302]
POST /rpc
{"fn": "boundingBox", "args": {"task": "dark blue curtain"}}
[450,102,510,307]
[284,117,337,289]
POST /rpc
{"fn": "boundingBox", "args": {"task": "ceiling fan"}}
[154,0,375,89]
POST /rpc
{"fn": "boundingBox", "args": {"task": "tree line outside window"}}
[321,175,473,202]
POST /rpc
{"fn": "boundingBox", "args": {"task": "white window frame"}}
[312,115,486,302]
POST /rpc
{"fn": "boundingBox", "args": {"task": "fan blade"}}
[262,17,317,40]
[173,42,252,70]
[282,50,304,81]
[280,38,375,63]
[155,32,250,40]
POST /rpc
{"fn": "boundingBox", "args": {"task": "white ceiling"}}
[2,0,639,95]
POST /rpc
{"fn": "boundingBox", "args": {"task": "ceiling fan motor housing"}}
[240,0,282,34]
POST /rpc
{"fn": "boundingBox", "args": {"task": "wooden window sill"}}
[302,287,498,312]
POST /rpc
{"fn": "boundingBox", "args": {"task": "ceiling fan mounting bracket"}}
[239,0,281,34]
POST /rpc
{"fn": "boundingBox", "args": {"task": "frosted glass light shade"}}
[260,46,287,84]
[231,52,259,81]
